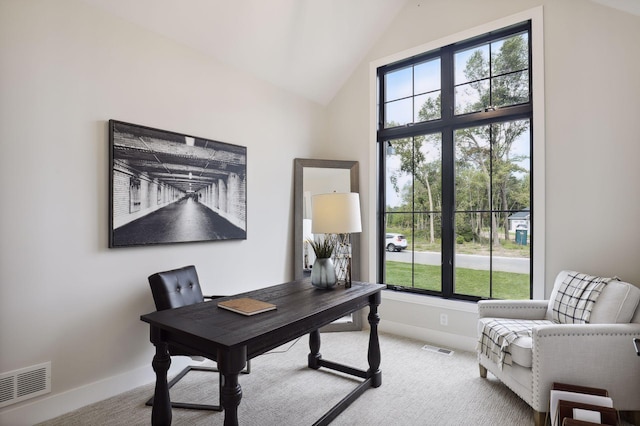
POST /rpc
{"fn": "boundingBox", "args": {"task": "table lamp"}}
[311,192,362,287]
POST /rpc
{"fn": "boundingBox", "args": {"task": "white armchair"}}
[477,270,640,426]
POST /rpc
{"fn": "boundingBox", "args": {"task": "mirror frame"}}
[294,158,361,332]
[294,158,360,282]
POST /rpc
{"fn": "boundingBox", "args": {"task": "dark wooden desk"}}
[140,280,385,426]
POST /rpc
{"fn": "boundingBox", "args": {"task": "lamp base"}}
[345,256,352,288]
[333,234,353,288]
[310,258,337,289]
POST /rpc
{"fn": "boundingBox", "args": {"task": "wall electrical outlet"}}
[440,313,448,326]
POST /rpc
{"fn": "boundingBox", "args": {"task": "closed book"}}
[217,298,276,316]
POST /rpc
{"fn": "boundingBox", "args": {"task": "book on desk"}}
[217,298,277,316]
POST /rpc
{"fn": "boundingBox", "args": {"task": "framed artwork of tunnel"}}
[108,120,247,248]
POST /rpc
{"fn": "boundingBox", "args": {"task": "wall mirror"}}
[294,158,361,331]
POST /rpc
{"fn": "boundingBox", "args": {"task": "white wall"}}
[0,0,326,423]
[326,0,640,348]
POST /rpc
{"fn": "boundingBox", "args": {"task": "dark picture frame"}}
[109,120,247,248]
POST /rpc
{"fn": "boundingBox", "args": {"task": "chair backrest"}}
[546,270,640,324]
[148,265,205,311]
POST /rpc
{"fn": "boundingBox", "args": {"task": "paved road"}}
[386,250,529,274]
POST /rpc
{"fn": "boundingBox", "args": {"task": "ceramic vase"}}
[310,257,337,289]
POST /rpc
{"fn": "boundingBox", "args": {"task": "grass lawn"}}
[385,261,530,299]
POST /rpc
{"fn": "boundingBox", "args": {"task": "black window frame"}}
[376,20,533,302]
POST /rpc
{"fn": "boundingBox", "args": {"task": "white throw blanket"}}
[478,318,553,369]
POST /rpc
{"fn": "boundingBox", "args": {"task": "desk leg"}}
[367,292,382,387]
[218,346,247,426]
[308,329,321,369]
[151,341,172,426]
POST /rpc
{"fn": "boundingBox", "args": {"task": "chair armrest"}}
[531,323,640,412]
[477,299,549,320]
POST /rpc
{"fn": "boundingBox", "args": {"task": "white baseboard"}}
[379,319,478,353]
[0,358,190,426]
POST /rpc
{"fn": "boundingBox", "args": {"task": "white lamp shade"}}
[311,193,362,234]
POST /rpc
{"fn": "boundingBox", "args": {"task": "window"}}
[377,21,533,301]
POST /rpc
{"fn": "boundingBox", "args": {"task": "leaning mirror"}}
[294,158,361,331]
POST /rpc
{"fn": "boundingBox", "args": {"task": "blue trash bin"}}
[515,229,528,245]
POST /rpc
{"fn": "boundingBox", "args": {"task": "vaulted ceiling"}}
[81,0,407,105]
[81,0,639,106]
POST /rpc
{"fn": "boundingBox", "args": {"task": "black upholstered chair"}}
[145,265,250,411]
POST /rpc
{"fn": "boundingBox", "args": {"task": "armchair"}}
[477,270,640,426]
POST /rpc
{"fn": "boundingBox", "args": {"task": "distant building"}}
[508,208,530,232]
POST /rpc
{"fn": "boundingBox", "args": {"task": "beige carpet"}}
[38,331,536,425]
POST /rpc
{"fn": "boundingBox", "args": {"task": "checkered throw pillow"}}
[551,272,612,324]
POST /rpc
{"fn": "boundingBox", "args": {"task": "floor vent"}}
[0,362,51,408]
[421,344,454,356]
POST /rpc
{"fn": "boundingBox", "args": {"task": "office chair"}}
[145,265,250,411]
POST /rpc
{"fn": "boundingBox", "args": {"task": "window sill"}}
[381,289,478,314]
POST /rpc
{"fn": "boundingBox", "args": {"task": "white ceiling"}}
[81,0,639,105]
[81,0,407,105]
[591,0,640,16]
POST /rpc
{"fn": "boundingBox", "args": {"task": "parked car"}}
[385,233,408,252]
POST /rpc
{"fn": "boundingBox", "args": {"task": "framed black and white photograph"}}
[109,120,247,248]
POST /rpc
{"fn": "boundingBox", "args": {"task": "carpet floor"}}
[37,331,541,425]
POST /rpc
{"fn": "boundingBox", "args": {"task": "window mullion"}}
[441,46,455,298]
[489,124,494,298]
[377,69,386,132]
[411,137,416,289]
[441,128,454,298]
[377,70,386,284]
